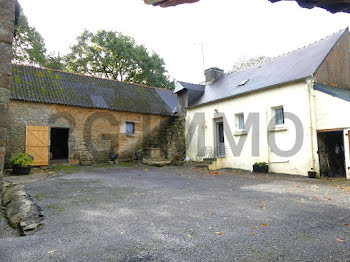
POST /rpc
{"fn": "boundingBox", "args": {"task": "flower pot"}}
[12,165,32,175]
[260,165,269,173]
[308,171,317,178]
[253,165,260,173]
[253,165,269,173]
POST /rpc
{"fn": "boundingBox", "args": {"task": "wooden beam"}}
[317,128,345,133]
[144,0,199,7]
[269,0,350,13]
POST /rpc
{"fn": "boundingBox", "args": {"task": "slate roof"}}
[10,64,175,116]
[190,28,348,108]
[174,81,205,93]
[314,83,350,103]
[155,88,177,112]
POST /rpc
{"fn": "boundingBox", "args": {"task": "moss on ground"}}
[50,165,83,174]
[117,162,138,168]
[34,193,54,201]
[45,204,64,212]
[94,162,139,168]
[50,162,139,175]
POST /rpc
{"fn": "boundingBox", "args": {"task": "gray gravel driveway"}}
[0,166,350,261]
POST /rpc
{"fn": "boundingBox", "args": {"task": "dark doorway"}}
[215,120,225,157]
[317,131,345,178]
[50,128,69,160]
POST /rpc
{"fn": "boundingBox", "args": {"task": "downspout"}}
[266,108,270,165]
[306,77,319,177]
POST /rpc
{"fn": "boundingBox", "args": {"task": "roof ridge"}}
[178,80,205,86]
[225,27,348,77]
[12,63,172,92]
[270,27,348,60]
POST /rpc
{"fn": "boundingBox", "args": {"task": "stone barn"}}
[5,64,177,166]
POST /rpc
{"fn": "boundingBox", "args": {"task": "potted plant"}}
[253,162,269,173]
[308,171,317,178]
[109,152,119,164]
[172,154,183,166]
[11,153,34,175]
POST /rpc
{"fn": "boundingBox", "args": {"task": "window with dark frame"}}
[275,107,284,125]
[126,122,135,135]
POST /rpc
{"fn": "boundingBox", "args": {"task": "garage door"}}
[25,126,49,166]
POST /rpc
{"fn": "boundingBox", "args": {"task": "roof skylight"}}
[238,79,249,86]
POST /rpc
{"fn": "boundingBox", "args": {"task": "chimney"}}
[205,67,224,84]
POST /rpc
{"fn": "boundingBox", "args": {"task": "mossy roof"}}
[10,64,174,116]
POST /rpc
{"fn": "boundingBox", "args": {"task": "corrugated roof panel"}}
[11,65,174,116]
[90,95,108,108]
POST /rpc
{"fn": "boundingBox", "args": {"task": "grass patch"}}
[50,165,83,174]
[34,193,54,201]
[91,161,138,169]
[117,162,138,168]
[46,204,64,212]
[93,163,114,168]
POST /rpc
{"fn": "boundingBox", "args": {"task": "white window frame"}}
[235,113,245,131]
[274,106,284,126]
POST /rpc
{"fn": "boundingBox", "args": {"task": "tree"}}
[65,30,174,89]
[45,52,65,70]
[230,56,271,73]
[12,11,65,70]
[13,10,47,66]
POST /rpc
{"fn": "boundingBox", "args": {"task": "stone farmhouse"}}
[5,64,178,167]
[182,28,350,179]
[5,27,350,182]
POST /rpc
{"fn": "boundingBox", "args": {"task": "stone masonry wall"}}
[6,100,170,166]
[148,117,186,162]
[0,0,16,193]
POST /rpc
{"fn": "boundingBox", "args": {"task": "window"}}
[238,79,249,86]
[236,113,245,130]
[275,107,284,125]
[126,122,135,135]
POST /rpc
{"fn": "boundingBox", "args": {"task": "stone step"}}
[203,158,217,162]
[201,161,213,165]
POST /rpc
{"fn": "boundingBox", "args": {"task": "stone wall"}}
[0,0,16,193]
[6,100,171,166]
[147,117,186,162]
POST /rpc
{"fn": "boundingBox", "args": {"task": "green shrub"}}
[10,153,34,167]
[254,162,268,167]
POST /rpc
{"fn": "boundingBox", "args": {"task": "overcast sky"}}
[19,0,350,84]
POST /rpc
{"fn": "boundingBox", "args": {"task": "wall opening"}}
[317,131,346,178]
[215,119,225,158]
[50,128,69,161]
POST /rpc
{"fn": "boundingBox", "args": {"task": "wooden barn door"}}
[25,126,49,166]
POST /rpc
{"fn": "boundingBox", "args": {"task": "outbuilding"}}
[6,64,176,166]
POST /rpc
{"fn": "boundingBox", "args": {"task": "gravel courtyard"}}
[0,166,350,261]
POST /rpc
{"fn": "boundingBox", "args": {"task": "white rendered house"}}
[179,28,350,179]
